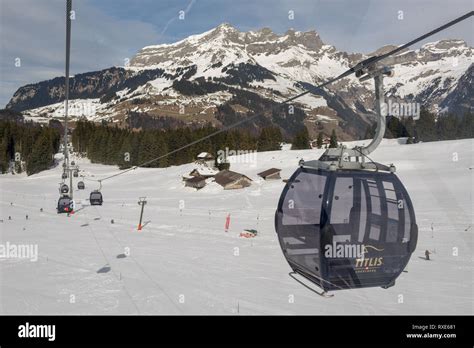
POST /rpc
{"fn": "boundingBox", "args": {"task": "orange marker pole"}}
[225,213,231,232]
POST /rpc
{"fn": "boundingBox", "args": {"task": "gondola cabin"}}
[57,195,73,213]
[273,55,422,295]
[60,184,69,194]
[90,190,103,205]
[275,166,417,292]
[77,181,85,190]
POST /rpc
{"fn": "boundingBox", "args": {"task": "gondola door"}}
[320,174,363,290]
[323,172,417,290]
[275,168,329,286]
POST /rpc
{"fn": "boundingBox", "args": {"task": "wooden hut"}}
[189,166,218,178]
[214,170,252,190]
[257,168,282,180]
[195,152,215,167]
[184,176,207,189]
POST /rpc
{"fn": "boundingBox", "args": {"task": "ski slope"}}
[0,138,472,314]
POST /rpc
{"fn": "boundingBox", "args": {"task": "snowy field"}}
[0,138,472,315]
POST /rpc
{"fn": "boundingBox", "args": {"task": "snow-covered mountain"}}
[6,23,473,139]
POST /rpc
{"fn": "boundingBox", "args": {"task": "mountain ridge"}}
[6,24,472,140]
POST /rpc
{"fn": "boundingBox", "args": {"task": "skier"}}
[26,215,28,220]
[425,249,431,260]
[69,200,75,213]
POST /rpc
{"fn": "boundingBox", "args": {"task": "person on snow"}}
[425,249,431,260]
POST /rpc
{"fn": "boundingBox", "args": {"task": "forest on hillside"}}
[0,120,60,175]
[0,108,471,176]
[365,109,473,142]
[71,121,286,169]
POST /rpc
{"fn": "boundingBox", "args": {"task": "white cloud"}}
[0,0,161,107]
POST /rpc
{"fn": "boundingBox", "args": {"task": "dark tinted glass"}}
[282,170,327,225]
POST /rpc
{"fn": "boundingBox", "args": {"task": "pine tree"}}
[329,129,338,148]
[364,123,376,139]
[138,131,159,167]
[415,109,437,142]
[291,127,310,150]
[258,127,280,151]
[457,112,472,139]
[26,132,54,175]
[402,116,415,140]
[386,116,403,138]
[0,136,8,173]
[156,133,169,167]
[436,113,458,140]
[316,132,323,149]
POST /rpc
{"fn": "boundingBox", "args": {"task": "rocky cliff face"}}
[7,67,167,111]
[440,63,473,115]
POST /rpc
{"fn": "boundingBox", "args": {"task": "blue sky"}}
[0,0,472,107]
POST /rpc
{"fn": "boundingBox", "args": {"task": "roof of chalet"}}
[190,166,218,176]
[197,152,214,159]
[257,168,281,178]
[214,170,252,186]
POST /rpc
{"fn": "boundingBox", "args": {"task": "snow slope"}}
[0,139,472,314]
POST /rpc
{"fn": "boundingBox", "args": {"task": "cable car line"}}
[352,147,377,166]
[85,11,472,186]
[57,0,75,213]
[375,11,473,63]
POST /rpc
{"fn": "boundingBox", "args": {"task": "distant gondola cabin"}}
[57,196,73,213]
[90,191,103,205]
